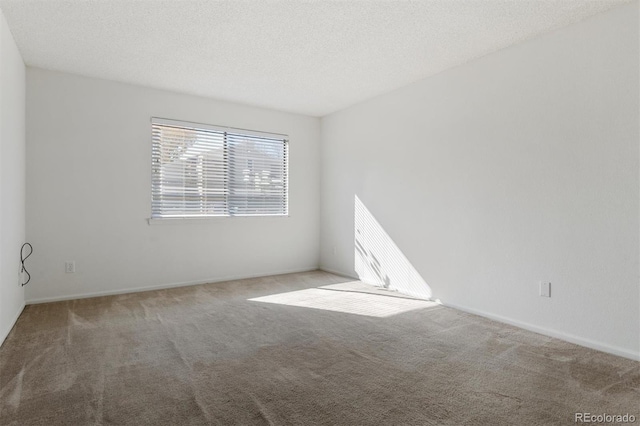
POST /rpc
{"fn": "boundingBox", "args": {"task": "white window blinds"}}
[151,118,288,218]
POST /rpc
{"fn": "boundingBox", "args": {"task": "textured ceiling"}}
[0,0,630,116]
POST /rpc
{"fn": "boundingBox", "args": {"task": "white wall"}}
[320,2,639,359]
[0,9,26,345]
[26,69,320,302]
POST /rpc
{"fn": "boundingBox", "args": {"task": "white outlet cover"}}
[540,281,551,297]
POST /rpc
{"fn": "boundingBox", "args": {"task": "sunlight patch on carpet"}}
[249,286,438,318]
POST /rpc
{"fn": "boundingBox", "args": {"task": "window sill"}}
[147,215,290,225]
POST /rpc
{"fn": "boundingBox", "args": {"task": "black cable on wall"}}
[20,243,32,287]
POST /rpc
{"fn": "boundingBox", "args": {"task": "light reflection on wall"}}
[355,195,432,300]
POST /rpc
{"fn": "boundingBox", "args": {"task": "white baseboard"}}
[318,266,359,280]
[23,266,638,362]
[0,302,25,348]
[26,267,319,305]
[443,301,639,361]
[319,267,639,361]
[318,267,639,361]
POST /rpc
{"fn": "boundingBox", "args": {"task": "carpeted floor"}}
[0,270,638,425]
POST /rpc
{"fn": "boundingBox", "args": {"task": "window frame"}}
[149,117,289,223]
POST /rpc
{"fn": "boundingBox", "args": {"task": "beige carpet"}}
[0,271,638,425]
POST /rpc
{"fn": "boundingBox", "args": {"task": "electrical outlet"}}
[65,261,76,273]
[539,281,551,297]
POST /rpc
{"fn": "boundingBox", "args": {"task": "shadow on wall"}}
[355,195,432,300]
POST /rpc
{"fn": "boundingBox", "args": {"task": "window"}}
[151,118,288,218]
